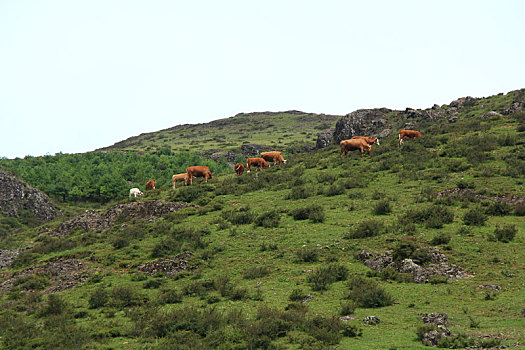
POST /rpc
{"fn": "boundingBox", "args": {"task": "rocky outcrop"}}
[315,128,335,149]
[436,188,525,205]
[240,144,274,157]
[333,108,391,144]
[357,248,471,283]
[0,249,21,269]
[136,252,194,278]
[198,149,242,163]
[0,169,58,222]
[51,200,197,236]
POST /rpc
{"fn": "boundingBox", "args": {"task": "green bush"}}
[289,289,308,302]
[400,205,454,229]
[254,210,280,228]
[392,239,431,265]
[431,233,451,245]
[339,301,357,315]
[307,264,348,291]
[492,225,517,243]
[515,203,525,216]
[373,199,392,215]
[290,205,325,223]
[89,288,108,309]
[463,207,488,226]
[221,206,256,225]
[485,201,511,216]
[345,276,394,308]
[286,185,314,200]
[110,286,145,307]
[296,246,319,263]
[39,294,68,317]
[345,220,385,239]
[151,238,182,258]
[243,266,271,279]
[157,288,182,304]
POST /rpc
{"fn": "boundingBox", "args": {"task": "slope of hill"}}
[99,110,341,155]
[0,89,524,349]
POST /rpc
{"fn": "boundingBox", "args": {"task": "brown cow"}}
[172,173,190,189]
[351,136,380,146]
[234,163,245,176]
[260,151,287,166]
[340,138,372,158]
[398,129,423,146]
[247,158,269,172]
[186,166,213,185]
[145,180,157,190]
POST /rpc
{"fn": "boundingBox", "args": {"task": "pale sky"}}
[1,1,524,159]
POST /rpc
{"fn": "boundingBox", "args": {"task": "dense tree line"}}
[0,148,231,203]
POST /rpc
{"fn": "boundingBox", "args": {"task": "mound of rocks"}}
[136,252,194,278]
[0,249,21,269]
[52,200,197,236]
[437,188,525,206]
[0,169,58,221]
[357,248,471,283]
[1,258,89,293]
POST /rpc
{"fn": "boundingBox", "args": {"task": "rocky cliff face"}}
[0,169,58,222]
[332,108,392,144]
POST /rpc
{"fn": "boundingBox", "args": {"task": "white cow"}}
[129,188,143,198]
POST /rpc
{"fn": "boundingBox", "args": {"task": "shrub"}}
[221,206,256,225]
[151,238,182,258]
[400,205,454,229]
[89,288,108,309]
[345,220,385,239]
[110,286,145,307]
[339,301,357,316]
[289,289,308,302]
[254,210,280,228]
[143,279,165,289]
[431,233,451,245]
[243,266,271,279]
[39,294,68,317]
[429,275,448,284]
[463,207,488,226]
[515,203,525,216]
[286,185,314,200]
[485,201,511,216]
[307,263,349,291]
[392,239,431,265]
[373,199,392,215]
[296,246,319,263]
[346,276,394,308]
[290,205,325,223]
[324,184,345,197]
[156,288,183,304]
[491,225,518,243]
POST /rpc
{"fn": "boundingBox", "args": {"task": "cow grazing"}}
[260,151,287,166]
[246,158,269,172]
[145,180,157,190]
[351,136,380,146]
[129,188,143,198]
[172,173,189,189]
[340,138,372,158]
[398,129,423,146]
[186,166,213,185]
[234,163,245,176]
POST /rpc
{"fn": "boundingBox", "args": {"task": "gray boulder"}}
[315,128,335,149]
[0,168,58,222]
[333,108,391,143]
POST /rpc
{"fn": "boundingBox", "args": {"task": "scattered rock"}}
[339,316,355,322]
[420,313,450,326]
[449,96,477,108]
[51,200,197,236]
[0,249,21,269]
[503,101,524,115]
[521,307,525,318]
[477,284,502,291]
[136,252,194,278]
[480,111,502,119]
[315,128,335,149]
[0,168,59,221]
[240,144,274,157]
[1,258,89,293]
[437,188,525,206]
[448,116,458,123]
[357,248,471,283]
[363,316,381,325]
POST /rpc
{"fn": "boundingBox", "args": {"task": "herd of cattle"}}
[129,129,422,197]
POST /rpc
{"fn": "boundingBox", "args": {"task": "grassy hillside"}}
[1,90,524,349]
[99,110,340,154]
